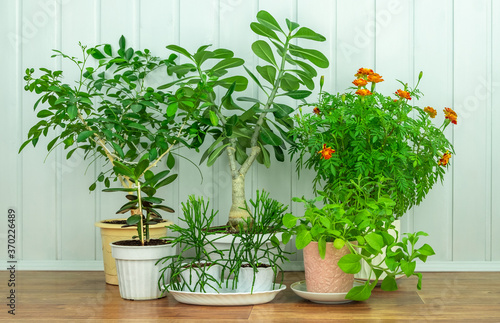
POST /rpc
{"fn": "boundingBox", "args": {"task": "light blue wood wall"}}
[1,0,499,271]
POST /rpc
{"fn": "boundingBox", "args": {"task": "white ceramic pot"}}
[111,241,176,300]
[355,219,401,281]
[236,266,275,293]
[180,261,221,293]
[205,232,283,264]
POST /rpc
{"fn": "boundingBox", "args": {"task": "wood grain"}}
[1,271,499,322]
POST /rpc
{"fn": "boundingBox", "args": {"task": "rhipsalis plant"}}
[160,10,329,230]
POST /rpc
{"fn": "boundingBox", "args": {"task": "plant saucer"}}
[290,280,357,305]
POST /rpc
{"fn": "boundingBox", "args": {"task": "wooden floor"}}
[1,271,500,322]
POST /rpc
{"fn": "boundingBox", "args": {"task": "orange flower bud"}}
[443,107,457,125]
[367,73,384,83]
[318,144,335,160]
[438,151,452,166]
[354,68,374,77]
[424,106,437,118]
[352,78,368,87]
[355,89,372,96]
[395,89,411,100]
[313,107,320,115]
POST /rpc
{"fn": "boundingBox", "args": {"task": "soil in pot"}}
[113,239,170,246]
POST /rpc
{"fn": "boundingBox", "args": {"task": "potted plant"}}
[223,190,289,293]
[160,10,329,232]
[283,177,435,301]
[20,36,193,284]
[289,68,456,282]
[158,196,226,294]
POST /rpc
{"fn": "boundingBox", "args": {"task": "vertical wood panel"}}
[412,0,454,262]
[21,0,60,260]
[453,0,489,261]
[58,0,98,261]
[491,0,500,261]
[0,0,21,260]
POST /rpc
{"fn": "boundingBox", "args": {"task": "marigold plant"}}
[290,69,456,218]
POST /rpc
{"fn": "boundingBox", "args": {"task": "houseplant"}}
[283,177,435,301]
[20,36,192,284]
[223,190,289,293]
[160,10,329,230]
[158,195,226,293]
[285,68,457,300]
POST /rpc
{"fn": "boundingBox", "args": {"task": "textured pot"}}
[236,266,275,293]
[180,261,221,293]
[355,219,401,281]
[95,219,171,285]
[303,241,353,293]
[111,241,176,300]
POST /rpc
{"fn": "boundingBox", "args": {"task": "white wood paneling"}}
[1,0,498,270]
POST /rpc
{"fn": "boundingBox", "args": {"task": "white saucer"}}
[290,280,354,304]
[167,284,286,306]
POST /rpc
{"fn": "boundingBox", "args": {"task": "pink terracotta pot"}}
[303,241,354,293]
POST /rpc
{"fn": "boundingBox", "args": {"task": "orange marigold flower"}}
[367,73,384,83]
[355,89,372,96]
[395,89,411,100]
[318,144,335,160]
[444,107,458,125]
[438,151,452,166]
[313,107,320,115]
[424,106,437,118]
[355,68,374,77]
[352,78,368,87]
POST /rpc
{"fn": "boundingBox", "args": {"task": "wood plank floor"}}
[1,271,499,322]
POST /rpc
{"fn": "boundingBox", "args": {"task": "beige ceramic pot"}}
[303,241,353,293]
[95,219,172,285]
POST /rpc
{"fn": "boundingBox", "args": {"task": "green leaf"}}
[282,90,312,99]
[272,103,294,118]
[416,272,423,290]
[345,282,373,301]
[119,36,126,51]
[166,45,192,59]
[417,244,436,256]
[333,238,345,250]
[338,254,362,274]
[401,259,416,277]
[252,40,277,66]
[37,110,54,118]
[167,102,178,117]
[155,174,178,188]
[256,65,276,85]
[124,48,134,61]
[112,162,135,179]
[260,127,283,146]
[103,187,136,193]
[273,145,284,162]
[283,213,297,228]
[89,182,97,191]
[143,169,170,186]
[243,65,265,92]
[256,10,283,33]
[67,105,78,120]
[127,123,149,132]
[289,47,329,68]
[280,73,300,91]
[380,275,398,291]
[104,44,112,56]
[207,143,230,166]
[193,50,214,65]
[131,104,142,113]
[295,230,312,249]
[260,145,271,168]
[89,48,105,59]
[365,232,384,252]
[285,18,300,32]
[294,60,318,77]
[217,76,248,91]
[209,110,219,126]
[292,27,326,41]
[134,159,149,179]
[167,153,175,169]
[250,22,280,41]
[76,131,94,143]
[127,214,141,225]
[152,205,175,213]
[210,58,245,73]
[111,142,124,159]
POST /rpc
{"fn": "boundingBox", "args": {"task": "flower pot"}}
[180,261,221,293]
[204,232,283,264]
[303,241,353,293]
[236,265,275,293]
[95,219,172,285]
[355,219,401,281]
[111,240,176,300]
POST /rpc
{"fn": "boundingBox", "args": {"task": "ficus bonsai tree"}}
[20,36,194,245]
[161,10,329,230]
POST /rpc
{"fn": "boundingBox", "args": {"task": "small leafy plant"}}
[158,196,226,293]
[283,177,435,301]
